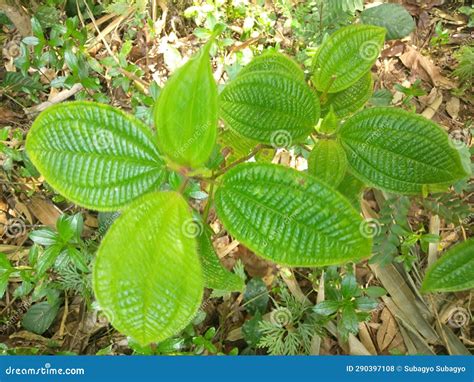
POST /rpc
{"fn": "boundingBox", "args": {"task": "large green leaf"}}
[312,25,385,93]
[197,225,244,292]
[239,51,305,81]
[421,238,474,293]
[361,4,415,40]
[154,41,217,168]
[94,192,203,345]
[219,62,320,145]
[320,72,373,118]
[339,108,468,194]
[308,139,347,188]
[215,163,371,266]
[26,101,165,211]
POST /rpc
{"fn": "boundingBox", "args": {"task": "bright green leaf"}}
[312,25,385,93]
[220,61,320,145]
[339,108,468,194]
[93,191,204,345]
[308,139,347,188]
[154,42,217,168]
[336,172,365,210]
[361,4,415,40]
[215,163,372,266]
[239,51,305,81]
[421,238,474,293]
[26,102,166,211]
[320,72,373,118]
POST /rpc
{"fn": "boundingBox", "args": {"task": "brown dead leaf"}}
[446,97,460,120]
[400,46,456,89]
[377,308,399,352]
[26,196,61,228]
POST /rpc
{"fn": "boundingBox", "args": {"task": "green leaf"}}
[336,172,365,210]
[320,72,373,118]
[215,163,371,266]
[243,278,269,315]
[313,300,340,316]
[239,51,305,82]
[0,273,9,299]
[93,191,204,345]
[341,274,358,299]
[197,225,244,292]
[26,102,166,211]
[361,4,415,40]
[22,301,60,335]
[319,106,339,134]
[219,66,320,145]
[355,296,378,311]
[365,286,386,298]
[154,42,217,168]
[30,228,58,247]
[339,107,468,194]
[341,304,359,334]
[36,245,61,277]
[312,25,385,93]
[308,139,347,188]
[421,238,474,293]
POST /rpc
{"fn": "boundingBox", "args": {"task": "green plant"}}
[24,21,470,346]
[313,271,382,341]
[430,22,450,47]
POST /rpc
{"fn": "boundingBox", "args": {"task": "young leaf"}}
[197,225,244,292]
[215,163,372,266]
[360,4,415,40]
[319,106,339,134]
[320,72,373,118]
[421,238,474,293]
[26,102,166,211]
[93,192,204,345]
[312,25,385,93]
[308,139,347,188]
[339,108,468,194]
[220,65,320,145]
[239,51,305,81]
[154,41,217,168]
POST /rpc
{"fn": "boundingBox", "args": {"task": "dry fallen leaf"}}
[446,97,460,120]
[400,46,456,89]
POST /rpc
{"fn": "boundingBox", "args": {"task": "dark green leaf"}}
[22,301,60,335]
[361,4,415,40]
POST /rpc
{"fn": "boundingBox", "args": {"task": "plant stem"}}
[202,181,215,223]
[320,75,336,104]
[178,177,189,194]
[212,144,266,179]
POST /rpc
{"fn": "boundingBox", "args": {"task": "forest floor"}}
[0,0,472,355]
